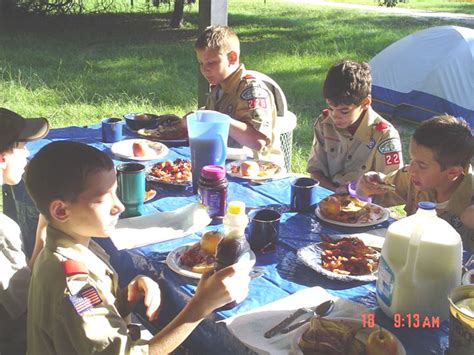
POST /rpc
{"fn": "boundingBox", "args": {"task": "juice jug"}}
[377,201,462,321]
[187,110,230,193]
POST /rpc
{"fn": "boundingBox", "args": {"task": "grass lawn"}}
[1,0,471,213]
[320,0,474,14]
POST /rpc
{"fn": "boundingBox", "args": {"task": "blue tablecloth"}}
[3,124,453,355]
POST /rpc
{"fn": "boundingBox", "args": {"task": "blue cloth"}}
[2,125,455,355]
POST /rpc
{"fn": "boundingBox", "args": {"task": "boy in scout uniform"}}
[306,60,403,191]
[25,141,250,354]
[195,25,284,165]
[357,115,474,251]
[0,108,49,355]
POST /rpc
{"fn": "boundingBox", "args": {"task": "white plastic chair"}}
[246,70,297,172]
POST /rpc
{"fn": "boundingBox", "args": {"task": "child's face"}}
[0,142,29,185]
[407,139,450,191]
[325,100,367,129]
[62,168,124,239]
[196,48,235,86]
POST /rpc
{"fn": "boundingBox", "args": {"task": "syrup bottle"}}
[215,201,251,309]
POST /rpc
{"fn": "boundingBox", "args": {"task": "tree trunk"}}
[170,0,184,28]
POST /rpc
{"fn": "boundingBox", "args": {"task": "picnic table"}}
[3,124,457,355]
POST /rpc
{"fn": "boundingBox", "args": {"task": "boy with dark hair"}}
[357,115,474,251]
[25,140,250,354]
[307,60,403,191]
[0,107,49,354]
[195,25,284,165]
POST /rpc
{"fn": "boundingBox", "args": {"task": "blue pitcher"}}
[187,110,231,193]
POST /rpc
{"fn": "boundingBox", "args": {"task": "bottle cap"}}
[228,201,246,215]
[201,165,226,180]
[418,201,436,210]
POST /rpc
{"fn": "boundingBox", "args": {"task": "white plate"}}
[297,242,379,282]
[166,243,256,279]
[111,139,168,161]
[315,203,390,228]
[137,128,188,144]
[291,317,406,355]
[146,160,192,186]
[225,159,286,181]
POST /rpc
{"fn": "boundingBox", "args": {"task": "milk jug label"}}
[377,256,394,307]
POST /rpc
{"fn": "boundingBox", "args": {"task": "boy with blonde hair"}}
[307,60,403,191]
[0,108,49,354]
[25,141,250,354]
[357,115,474,251]
[195,25,284,165]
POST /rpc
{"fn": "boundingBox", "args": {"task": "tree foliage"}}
[378,0,408,8]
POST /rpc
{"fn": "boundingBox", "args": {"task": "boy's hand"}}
[356,172,390,197]
[461,205,474,230]
[191,263,251,318]
[127,276,161,321]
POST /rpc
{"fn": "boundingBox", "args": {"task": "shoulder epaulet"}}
[243,74,255,80]
[63,259,88,277]
[375,120,390,132]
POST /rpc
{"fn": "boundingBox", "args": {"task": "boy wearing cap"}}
[0,108,49,354]
[306,60,403,191]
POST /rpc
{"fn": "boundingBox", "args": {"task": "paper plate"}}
[166,243,256,279]
[111,139,168,161]
[226,159,286,181]
[315,202,389,228]
[291,318,406,355]
[297,242,379,282]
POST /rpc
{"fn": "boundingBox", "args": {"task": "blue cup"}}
[102,117,124,143]
[247,208,281,255]
[187,110,230,193]
[290,177,320,212]
[117,163,145,218]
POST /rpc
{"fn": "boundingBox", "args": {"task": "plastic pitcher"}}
[377,201,462,321]
[187,110,230,193]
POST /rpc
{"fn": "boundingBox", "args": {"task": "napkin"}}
[223,287,369,355]
[110,203,211,250]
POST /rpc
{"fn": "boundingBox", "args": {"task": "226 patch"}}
[384,152,400,165]
[247,98,267,109]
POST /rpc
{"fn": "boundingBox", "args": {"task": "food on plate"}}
[149,159,191,184]
[135,113,153,121]
[144,188,156,201]
[132,142,146,157]
[318,194,384,224]
[230,160,279,178]
[366,328,398,355]
[140,114,188,140]
[178,231,224,274]
[200,230,224,255]
[320,235,379,276]
[240,161,260,176]
[299,317,365,355]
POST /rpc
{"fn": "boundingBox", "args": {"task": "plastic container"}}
[198,165,228,221]
[215,201,251,309]
[377,201,463,321]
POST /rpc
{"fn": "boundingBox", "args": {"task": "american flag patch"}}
[68,286,102,315]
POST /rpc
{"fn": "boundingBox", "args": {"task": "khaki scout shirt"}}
[0,212,30,352]
[27,226,148,355]
[306,107,403,186]
[382,165,474,252]
[206,64,284,165]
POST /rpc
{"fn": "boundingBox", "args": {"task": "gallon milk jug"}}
[377,201,462,321]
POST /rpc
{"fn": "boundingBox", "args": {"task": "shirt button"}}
[362,165,366,170]
[330,148,335,152]
[349,137,353,141]
[348,155,352,160]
